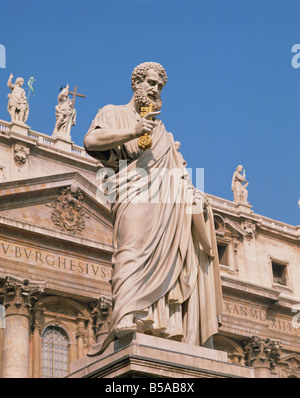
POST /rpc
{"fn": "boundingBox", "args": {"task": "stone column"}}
[90,296,112,346]
[0,305,5,371]
[243,335,281,378]
[0,276,45,378]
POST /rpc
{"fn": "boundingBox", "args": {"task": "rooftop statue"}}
[84,62,223,354]
[231,164,249,203]
[53,84,76,137]
[7,73,29,123]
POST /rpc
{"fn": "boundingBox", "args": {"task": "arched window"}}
[41,325,69,378]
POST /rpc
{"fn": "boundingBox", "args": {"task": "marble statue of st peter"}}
[84,62,223,354]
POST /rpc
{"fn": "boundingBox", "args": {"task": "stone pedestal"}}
[68,333,254,378]
[236,202,253,214]
[10,121,30,136]
[52,133,73,152]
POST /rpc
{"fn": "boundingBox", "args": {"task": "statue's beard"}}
[134,87,162,112]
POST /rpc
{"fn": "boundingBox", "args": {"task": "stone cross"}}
[68,86,86,109]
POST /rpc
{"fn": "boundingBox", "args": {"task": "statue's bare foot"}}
[115,314,137,338]
[167,330,184,342]
[135,316,154,333]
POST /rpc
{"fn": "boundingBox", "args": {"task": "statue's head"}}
[131,62,167,111]
[15,77,24,87]
[236,165,243,172]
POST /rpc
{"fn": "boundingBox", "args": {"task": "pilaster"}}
[31,306,45,378]
[75,317,86,360]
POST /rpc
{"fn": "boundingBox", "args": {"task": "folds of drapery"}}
[84,105,223,355]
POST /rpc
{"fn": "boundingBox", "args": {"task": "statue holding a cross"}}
[53,84,85,139]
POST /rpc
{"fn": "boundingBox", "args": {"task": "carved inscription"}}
[224,299,300,336]
[0,240,111,281]
[224,300,267,322]
[268,316,300,334]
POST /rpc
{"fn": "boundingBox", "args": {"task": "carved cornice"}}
[221,275,281,303]
[208,193,299,243]
[279,353,300,377]
[214,212,254,240]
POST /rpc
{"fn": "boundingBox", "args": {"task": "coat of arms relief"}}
[49,184,87,234]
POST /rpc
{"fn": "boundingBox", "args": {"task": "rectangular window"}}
[217,243,229,266]
[272,261,287,286]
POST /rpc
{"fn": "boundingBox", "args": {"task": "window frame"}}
[41,324,70,378]
[269,256,292,291]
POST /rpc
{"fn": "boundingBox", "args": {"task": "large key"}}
[138,103,154,150]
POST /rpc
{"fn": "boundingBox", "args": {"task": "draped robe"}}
[7,85,29,122]
[85,104,223,355]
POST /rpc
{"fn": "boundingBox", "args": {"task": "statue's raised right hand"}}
[134,111,161,137]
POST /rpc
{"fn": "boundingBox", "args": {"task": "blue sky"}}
[0,0,299,226]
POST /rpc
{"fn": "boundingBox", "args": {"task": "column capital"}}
[0,275,46,317]
[243,335,282,370]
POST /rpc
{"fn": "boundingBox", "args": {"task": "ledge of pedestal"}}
[52,132,73,151]
[67,333,255,378]
[10,121,30,136]
[236,202,253,214]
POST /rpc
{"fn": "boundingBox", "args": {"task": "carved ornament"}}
[243,335,281,369]
[50,184,86,234]
[14,144,29,166]
[90,295,112,341]
[0,275,45,316]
